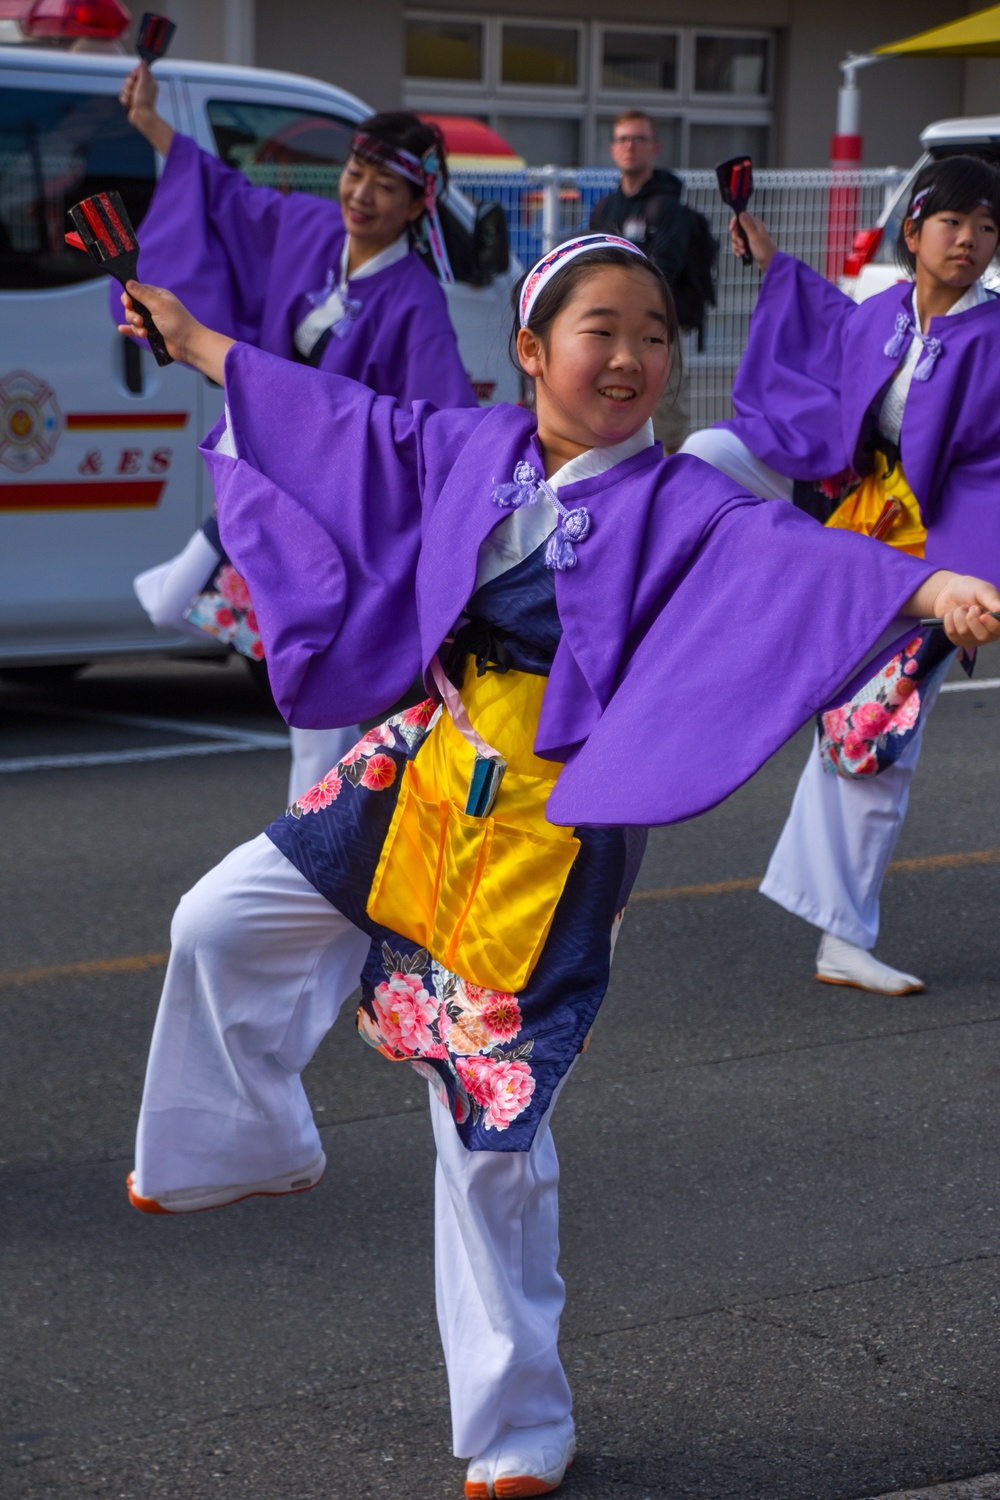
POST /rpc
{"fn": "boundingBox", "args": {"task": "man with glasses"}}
[590,110,717,449]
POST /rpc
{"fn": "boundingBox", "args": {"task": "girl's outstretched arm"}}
[119,281,234,384]
[904,571,1000,649]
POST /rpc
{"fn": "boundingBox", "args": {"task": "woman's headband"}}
[519,234,648,327]
[350,131,454,284]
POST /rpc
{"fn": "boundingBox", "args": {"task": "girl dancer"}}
[118,236,1000,1498]
[682,156,1000,994]
[119,62,476,799]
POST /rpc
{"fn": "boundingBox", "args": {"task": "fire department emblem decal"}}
[0,370,63,473]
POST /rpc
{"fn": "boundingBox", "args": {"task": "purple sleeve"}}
[122,133,287,343]
[546,488,933,827]
[203,344,429,728]
[397,329,478,409]
[721,251,858,480]
[203,343,489,727]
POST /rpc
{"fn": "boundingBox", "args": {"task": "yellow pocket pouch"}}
[366,663,581,994]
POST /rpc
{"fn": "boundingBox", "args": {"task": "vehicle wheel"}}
[0,663,87,685]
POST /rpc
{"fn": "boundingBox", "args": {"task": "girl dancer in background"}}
[682,156,1000,995]
[117,235,1000,1498]
[119,61,476,800]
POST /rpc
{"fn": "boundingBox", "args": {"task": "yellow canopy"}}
[875,4,1000,58]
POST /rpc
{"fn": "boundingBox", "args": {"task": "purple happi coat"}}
[202,343,934,828]
[121,132,477,409]
[721,252,1000,581]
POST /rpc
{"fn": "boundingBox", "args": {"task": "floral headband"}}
[350,131,454,284]
[519,233,647,327]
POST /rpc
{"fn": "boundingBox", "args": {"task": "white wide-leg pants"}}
[760,644,949,950]
[759,723,925,950]
[135,833,570,1458]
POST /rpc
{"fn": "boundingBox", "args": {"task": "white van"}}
[0,37,517,673]
[840,115,1000,304]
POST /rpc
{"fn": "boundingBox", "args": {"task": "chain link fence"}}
[450,167,904,429]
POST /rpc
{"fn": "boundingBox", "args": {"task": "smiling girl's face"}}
[904,205,999,294]
[517,264,673,470]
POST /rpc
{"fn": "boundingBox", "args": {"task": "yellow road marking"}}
[0,952,168,988]
[3,847,1000,987]
[631,847,1000,903]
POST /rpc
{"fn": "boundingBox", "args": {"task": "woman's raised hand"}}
[119,282,234,385]
[730,211,777,274]
[119,62,174,155]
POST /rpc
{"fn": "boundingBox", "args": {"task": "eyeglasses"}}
[612,134,654,146]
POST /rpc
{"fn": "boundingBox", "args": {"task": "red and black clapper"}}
[65,192,173,367]
[715,155,754,266]
[137,12,176,64]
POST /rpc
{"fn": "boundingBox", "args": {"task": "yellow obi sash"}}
[366,657,580,995]
[824,450,926,557]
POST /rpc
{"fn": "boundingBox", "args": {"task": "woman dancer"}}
[118,235,1000,1498]
[120,61,476,799]
[682,155,1000,994]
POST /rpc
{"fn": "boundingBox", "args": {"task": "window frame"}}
[495,16,587,98]
[403,11,489,92]
[593,23,683,103]
[690,29,773,105]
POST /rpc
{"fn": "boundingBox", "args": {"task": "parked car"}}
[840,114,1000,303]
[0,16,514,673]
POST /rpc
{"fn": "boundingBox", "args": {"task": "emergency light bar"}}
[0,0,130,42]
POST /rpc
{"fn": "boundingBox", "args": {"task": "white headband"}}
[519,233,648,327]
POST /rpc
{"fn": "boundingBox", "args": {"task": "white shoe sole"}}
[127,1151,326,1214]
[816,970,924,996]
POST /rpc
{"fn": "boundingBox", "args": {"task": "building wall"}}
[157,0,1000,168]
[781,0,968,168]
[255,0,404,111]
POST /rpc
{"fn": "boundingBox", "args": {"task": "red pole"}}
[825,71,863,282]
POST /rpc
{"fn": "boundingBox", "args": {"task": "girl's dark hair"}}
[351,111,449,206]
[895,153,1000,273]
[509,246,679,370]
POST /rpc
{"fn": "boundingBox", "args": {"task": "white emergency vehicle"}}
[0,7,516,673]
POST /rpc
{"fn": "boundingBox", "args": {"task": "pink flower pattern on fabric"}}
[818,626,954,780]
[455,1056,535,1130]
[372,972,438,1055]
[297,771,343,813]
[218,564,252,611]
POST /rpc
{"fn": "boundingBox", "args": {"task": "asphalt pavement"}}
[3,654,1000,1500]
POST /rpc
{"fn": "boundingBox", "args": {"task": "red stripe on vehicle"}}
[0,481,165,511]
[65,412,188,430]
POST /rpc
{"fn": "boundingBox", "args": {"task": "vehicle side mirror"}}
[471,202,509,286]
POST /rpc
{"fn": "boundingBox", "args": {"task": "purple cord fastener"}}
[883,314,943,380]
[490,461,592,571]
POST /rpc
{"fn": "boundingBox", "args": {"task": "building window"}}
[496,114,579,167]
[405,17,484,82]
[500,24,579,89]
[693,35,769,96]
[688,121,769,170]
[404,14,773,168]
[601,30,678,94]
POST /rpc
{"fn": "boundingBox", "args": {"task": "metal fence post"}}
[540,166,561,253]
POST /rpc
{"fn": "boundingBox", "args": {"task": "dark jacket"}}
[589,168,689,283]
